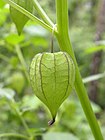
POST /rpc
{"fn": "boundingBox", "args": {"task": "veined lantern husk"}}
[29,51,75,125]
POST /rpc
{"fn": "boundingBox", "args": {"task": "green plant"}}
[2,0,104,140]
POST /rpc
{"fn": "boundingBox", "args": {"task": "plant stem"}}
[4,0,52,32]
[9,100,31,137]
[15,107,31,137]
[32,0,54,27]
[55,0,104,140]
[15,45,29,82]
[0,133,29,139]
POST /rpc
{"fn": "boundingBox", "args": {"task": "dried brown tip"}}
[48,118,55,126]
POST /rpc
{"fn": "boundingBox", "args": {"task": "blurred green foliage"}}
[0,0,105,140]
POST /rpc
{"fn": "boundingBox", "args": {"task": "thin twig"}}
[0,133,29,139]
[15,45,30,82]
[32,0,54,27]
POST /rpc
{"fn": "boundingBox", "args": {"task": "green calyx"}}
[29,52,75,125]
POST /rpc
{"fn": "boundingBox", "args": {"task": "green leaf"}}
[5,34,24,45]
[10,0,33,35]
[85,45,105,54]
[0,8,8,25]
[6,72,25,94]
[43,132,78,140]
[9,56,19,68]
[0,88,15,100]
[0,0,5,8]
[20,95,41,112]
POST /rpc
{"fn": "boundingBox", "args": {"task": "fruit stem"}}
[48,118,55,126]
[51,35,54,53]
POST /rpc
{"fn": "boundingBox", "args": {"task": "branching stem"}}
[55,0,104,140]
[32,0,54,27]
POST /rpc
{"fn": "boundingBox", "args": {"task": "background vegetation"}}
[0,0,105,139]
